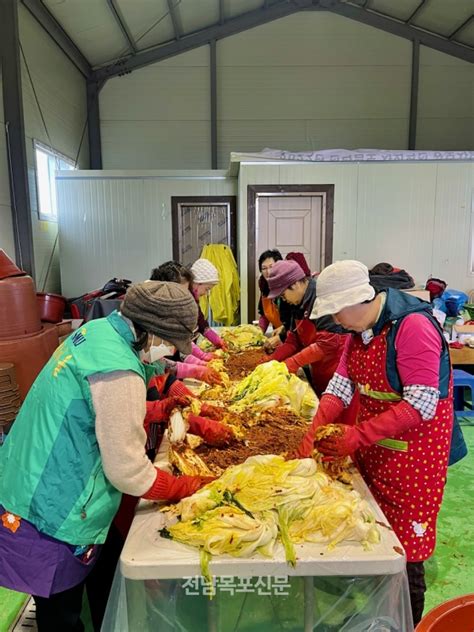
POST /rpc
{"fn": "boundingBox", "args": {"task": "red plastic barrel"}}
[37,292,66,323]
[416,594,474,632]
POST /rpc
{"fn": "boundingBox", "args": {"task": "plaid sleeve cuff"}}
[403,385,439,420]
[324,372,355,408]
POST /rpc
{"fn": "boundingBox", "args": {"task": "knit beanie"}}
[286,252,311,276]
[190,258,219,284]
[122,281,198,355]
[267,260,306,299]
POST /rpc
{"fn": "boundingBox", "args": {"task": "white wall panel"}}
[218,12,409,67]
[100,46,210,169]
[355,163,437,283]
[101,120,211,169]
[99,11,470,170]
[18,5,89,294]
[431,162,474,290]
[219,66,410,121]
[57,172,236,296]
[417,46,474,150]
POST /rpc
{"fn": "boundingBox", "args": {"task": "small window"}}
[34,141,75,221]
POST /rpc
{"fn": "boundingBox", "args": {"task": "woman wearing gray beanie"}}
[0,281,214,631]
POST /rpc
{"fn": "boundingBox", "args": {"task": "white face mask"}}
[140,335,176,363]
[149,335,176,363]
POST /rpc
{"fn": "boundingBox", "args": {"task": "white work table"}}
[102,468,414,632]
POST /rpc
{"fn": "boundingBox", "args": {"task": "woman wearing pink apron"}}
[297,260,453,626]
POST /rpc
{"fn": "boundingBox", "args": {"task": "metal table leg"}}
[304,576,315,632]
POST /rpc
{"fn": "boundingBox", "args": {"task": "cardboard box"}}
[402,289,430,302]
[454,324,474,343]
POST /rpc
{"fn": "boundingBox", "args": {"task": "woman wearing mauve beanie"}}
[263,260,348,399]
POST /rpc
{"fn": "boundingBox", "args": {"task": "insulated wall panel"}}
[100,47,211,170]
[19,5,89,293]
[431,162,474,290]
[355,163,437,283]
[57,172,236,297]
[417,47,474,150]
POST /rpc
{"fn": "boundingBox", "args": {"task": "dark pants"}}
[407,561,426,626]
[34,582,85,632]
[34,524,124,632]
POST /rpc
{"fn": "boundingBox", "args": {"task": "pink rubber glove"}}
[204,328,228,350]
[191,343,216,362]
[183,355,207,367]
[143,469,215,502]
[176,362,223,385]
[317,400,422,458]
[295,394,344,458]
[258,315,269,333]
[188,414,234,447]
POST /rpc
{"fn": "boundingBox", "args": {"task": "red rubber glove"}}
[295,394,344,458]
[167,380,195,399]
[267,330,300,362]
[144,396,191,430]
[195,366,223,385]
[143,469,215,502]
[200,403,225,421]
[317,400,423,457]
[188,414,234,447]
[284,343,325,374]
[284,357,299,373]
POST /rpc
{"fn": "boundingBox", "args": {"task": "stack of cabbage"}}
[229,360,316,419]
[200,360,317,420]
[161,455,380,579]
[200,324,266,351]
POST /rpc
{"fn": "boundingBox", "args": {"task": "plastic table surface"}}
[119,467,406,581]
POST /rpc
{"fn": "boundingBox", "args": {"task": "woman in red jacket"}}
[265,259,348,398]
[296,260,453,625]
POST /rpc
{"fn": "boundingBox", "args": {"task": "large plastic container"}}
[416,594,474,631]
[0,249,24,279]
[0,276,41,338]
[37,292,66,323]
[0,324,59,400]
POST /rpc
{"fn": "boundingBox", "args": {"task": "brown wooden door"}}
[171,196,237,268]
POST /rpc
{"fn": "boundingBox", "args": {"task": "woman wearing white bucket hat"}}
[296,260,453,625]
[190,258,228,351]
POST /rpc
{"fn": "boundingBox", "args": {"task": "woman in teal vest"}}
[0,281,212,631]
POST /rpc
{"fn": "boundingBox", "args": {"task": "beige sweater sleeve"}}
[89,370,156,497]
